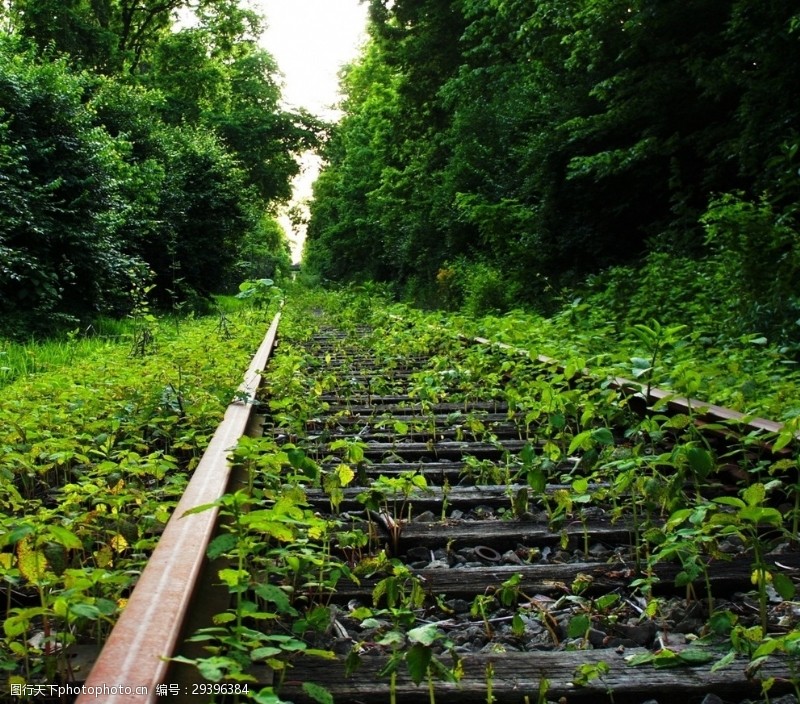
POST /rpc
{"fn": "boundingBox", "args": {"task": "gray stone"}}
[612,620,656,646]
[587,628,607,648]
[406,546,430,561]
[699,695,724,704]
[444,599,470,613]
[414,510,437,522]
[589,542,610,557]
[502,550,524,565]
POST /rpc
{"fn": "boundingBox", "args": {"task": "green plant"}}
[470,593,496,638]
[747,631,800,701]
[127,266,158,358]
[356,472,429,553]
[485,660,495,704]
[460,456,504,486]
[573,661,614,702]
[711,483,795,633]
[650,503,722,618]
[236,279,283,312]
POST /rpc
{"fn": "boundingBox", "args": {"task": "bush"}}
[0,41,133,332]
[701,192,800,343]
[435,258,519,316]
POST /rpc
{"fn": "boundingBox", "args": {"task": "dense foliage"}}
[0,301,277,691]
[305,0,800,345]
[0,1,315,337]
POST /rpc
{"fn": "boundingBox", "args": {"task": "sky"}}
[254,1,369,261]
[256,0,368,120]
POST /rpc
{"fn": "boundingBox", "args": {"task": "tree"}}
[308,0,800,320]
[0,40,134,334]
[7,0,190,73]
[0,0,318,332]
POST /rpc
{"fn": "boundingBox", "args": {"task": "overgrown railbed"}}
[174,290,800,703]
[0,307,274,695]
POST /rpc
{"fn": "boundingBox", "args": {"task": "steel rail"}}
[471,336,790,441]
[75,311,281,704]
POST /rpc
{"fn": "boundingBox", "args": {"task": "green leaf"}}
[772,431,794,453]
[407,622,440,646]
[572,477,589,493]
[377,630,405,649]
[713,496,746,509]
[568,430,592,454]
[182,501,219,517]
[710,650,737,672]
[512,612,526,637]
[251,647,282,660]
[254,584,298,616]
[69,603,101,620]
[752,638,783,659]
[212,612,237,625]
[520,443,536,465]
[393,420,409,435]
[676,649,715,665]
[2,524,35,547]
[772,572,796,601]
[287,448,307,469]
[336,464,355,487]
[47,525,83,550]
[207,533,238,560]
[743,483,766,507]
[591,427,614,446]
[4,615,30,638]
[595,593,620,611]
[527,468,546,493]
[196,656,231,682]
[304,649,337,660]
[567,614,590,639]
[405,643,432,685]
[686,447,713,479]
[17,539,48,583]
[251,687,287,704]
[651,650,681,668]
[345,648,362,676]
[218,568,248,588]
[626,650,656,666]
[666,508,694,530]
[630,357,652,378]
[302,682,334,704]
[708,610,737,635]
[665,414,692,430]
[243,519,295,542]
[739,506,782,526]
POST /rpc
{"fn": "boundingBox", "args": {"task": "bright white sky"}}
[255,0,368,120]
[252,0,369,261]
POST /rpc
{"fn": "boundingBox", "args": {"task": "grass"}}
[0,303,276,688]
[0,324,129,388]
[213,294,248,314]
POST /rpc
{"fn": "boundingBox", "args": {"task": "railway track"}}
[72,298,799,704]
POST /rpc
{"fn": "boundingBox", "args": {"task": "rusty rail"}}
[75,311,281,704]
[471,336,790,441]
